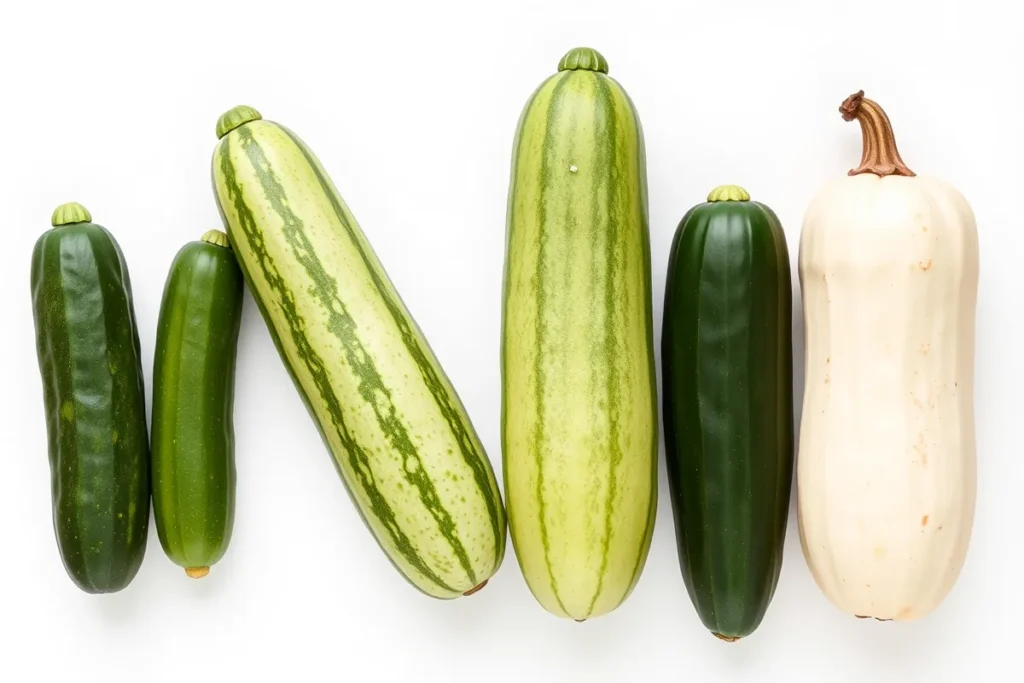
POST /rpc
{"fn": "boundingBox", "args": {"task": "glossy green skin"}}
[661,199,794,639]
[30,222,150,594]
[151,239,243,573]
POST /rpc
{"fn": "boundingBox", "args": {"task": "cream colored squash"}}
[796,91,979,621]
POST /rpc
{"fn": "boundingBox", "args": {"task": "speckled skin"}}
[212,108,507,598]
[30,218,150,594]
[151,234,243,577]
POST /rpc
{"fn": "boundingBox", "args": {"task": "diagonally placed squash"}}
[797,91,979,621]
[211,106,506,599]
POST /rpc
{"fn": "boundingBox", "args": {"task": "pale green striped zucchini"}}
[211,106,506,598]
[501,48,658,620]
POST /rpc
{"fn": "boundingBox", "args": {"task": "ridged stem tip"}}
[558,47,609,74]
[51,202,92,227]
[201,229,231,249]
[707,185,750,202]
[216,105,262,139]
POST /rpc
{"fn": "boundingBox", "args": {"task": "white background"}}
[1,0,1020,681]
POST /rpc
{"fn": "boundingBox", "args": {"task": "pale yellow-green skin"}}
[502,67,658,620]
[213,119,505,598]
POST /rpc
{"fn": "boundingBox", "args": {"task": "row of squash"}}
[30,47,979,640]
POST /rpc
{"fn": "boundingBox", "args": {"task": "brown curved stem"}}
[839,90,915,177]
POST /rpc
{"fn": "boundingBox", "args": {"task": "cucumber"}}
[501,48,658,620]
[661,185,794,640]
[30,202,150,594]
[211,105,507,598]
[151,229,244,578]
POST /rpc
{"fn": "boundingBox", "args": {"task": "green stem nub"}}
[558,47,609,74]
[201,229,231,249]
[707,185,750,202]
[51,202,92,227]
[216,105,262,139]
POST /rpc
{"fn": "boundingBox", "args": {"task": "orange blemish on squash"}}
[896,607,913,620]
[919,343,930,355]
[919,259,933,271]
[921,515,929,527]
[913,433,928,465]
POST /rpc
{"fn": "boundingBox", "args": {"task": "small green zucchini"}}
[151,229,244,578]
[30,202,150,594]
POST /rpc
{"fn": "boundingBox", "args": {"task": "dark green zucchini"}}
[661,185,794,640]
[30,202,150,594]
[151,230,243,578]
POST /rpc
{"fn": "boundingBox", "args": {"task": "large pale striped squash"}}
[501,48,658,621]
[211,106,506,599]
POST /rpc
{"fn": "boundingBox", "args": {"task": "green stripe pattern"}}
[212,112,506,598]
[501,49,658,620]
